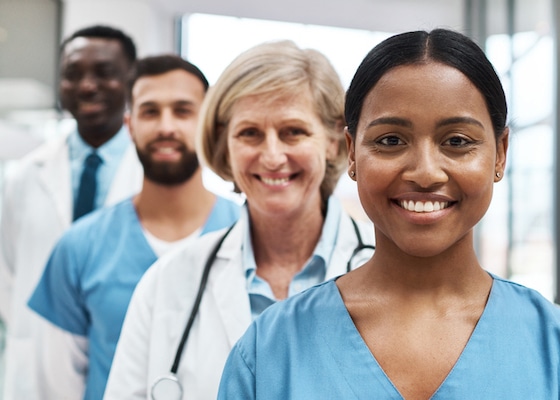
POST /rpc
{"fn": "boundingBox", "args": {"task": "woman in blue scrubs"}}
[218,28,560,400]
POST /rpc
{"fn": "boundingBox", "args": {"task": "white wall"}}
[62,0,177,56]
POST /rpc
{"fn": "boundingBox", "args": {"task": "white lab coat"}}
[104,207,374,400]
[0,130,142,400]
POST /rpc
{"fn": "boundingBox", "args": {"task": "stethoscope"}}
[150,219,374,400]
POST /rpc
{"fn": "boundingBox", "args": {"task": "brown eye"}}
[287,128,306,136]
[444,136,471,147]
[238,128,259,137]
[62,68,80,81]
[378,136,403,146]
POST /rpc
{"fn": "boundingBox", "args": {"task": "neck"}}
[133,168,215,241]
[250,204,325,274]
[363,231,489,297]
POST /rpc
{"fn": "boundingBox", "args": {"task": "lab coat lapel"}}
[210,222,252,348]
[35,136,72,227]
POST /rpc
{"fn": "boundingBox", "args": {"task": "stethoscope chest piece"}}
[151,374,183,400]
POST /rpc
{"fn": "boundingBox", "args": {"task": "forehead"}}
[131,69,205,105]
[61,37,127,67]
[361,62,489,123]
[230,88,318,120]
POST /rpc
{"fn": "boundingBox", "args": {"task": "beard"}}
[136,139,199,185]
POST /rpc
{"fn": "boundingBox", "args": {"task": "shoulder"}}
[254,280,339,333]
[131,226,239,314]
[4,136,68,182]
[231,280,341,369]
[212,196,242,218]
[142,226,237,285]
[491,275,560,323]
[215,195,242,209]
[58,199,134,246]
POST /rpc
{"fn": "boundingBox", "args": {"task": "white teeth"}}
[157,147,174,154]
[261,177,289,186]
[400,200,449,213]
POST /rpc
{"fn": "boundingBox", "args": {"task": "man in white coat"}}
[27,54,241,400]
[0,25,142,399]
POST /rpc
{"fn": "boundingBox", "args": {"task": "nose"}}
[157,109,178,137]
[78,72,98,94]
[260,132,287,169]
[401,142,448,188]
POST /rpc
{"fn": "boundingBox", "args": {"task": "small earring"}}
[350,170,356,178]
[496,172,502,179]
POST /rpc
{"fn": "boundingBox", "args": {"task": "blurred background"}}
[0,0,558,393]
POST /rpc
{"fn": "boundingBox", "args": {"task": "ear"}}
[494,127,509,182]
[345,127,356,180]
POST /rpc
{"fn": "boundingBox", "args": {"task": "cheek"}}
[226,143,250,177]
[180,120,198,144]
[130,125,149,147]
[299,141,328,170]
[456,157,496,198]
[59,81,73,91]
[106,80,126,95]
[59,82,74,101]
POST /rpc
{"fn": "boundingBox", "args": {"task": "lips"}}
[154,146,177,155]
[399,200,450,213]
[77,101,105,115]
[145,139,186,160]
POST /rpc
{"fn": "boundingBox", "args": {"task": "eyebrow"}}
[137,100,195,108]
[366,116,484,129]
[366,117,412,129]
[435,116,484,129]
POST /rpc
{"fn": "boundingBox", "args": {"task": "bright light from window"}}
[181,13,393,89]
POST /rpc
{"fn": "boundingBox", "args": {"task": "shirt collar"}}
[68,125,129,161]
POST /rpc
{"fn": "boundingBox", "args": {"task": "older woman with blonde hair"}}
[104,40,374,400]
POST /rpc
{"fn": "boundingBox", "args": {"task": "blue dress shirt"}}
[242,197,341,319]
[68,126,131,210]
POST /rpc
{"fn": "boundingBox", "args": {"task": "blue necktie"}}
[73,152,102,221]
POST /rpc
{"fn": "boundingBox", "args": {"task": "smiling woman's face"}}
[347,61,508,258]
[227,89,338,221]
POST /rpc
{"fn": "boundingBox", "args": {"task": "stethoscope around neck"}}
[150,219,374,400]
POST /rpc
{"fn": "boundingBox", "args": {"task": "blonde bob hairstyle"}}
[196,40,346,204]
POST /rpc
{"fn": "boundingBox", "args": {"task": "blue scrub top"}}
[29,196,240,400]
[219,276,560,399]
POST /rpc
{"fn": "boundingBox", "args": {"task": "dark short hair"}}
[345,28,507,140]
[61,25,137,65]
[127,54,209,102]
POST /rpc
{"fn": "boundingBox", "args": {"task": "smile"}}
[260,176,290,186]
[400,200,450,213]
[156,147,175,154]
